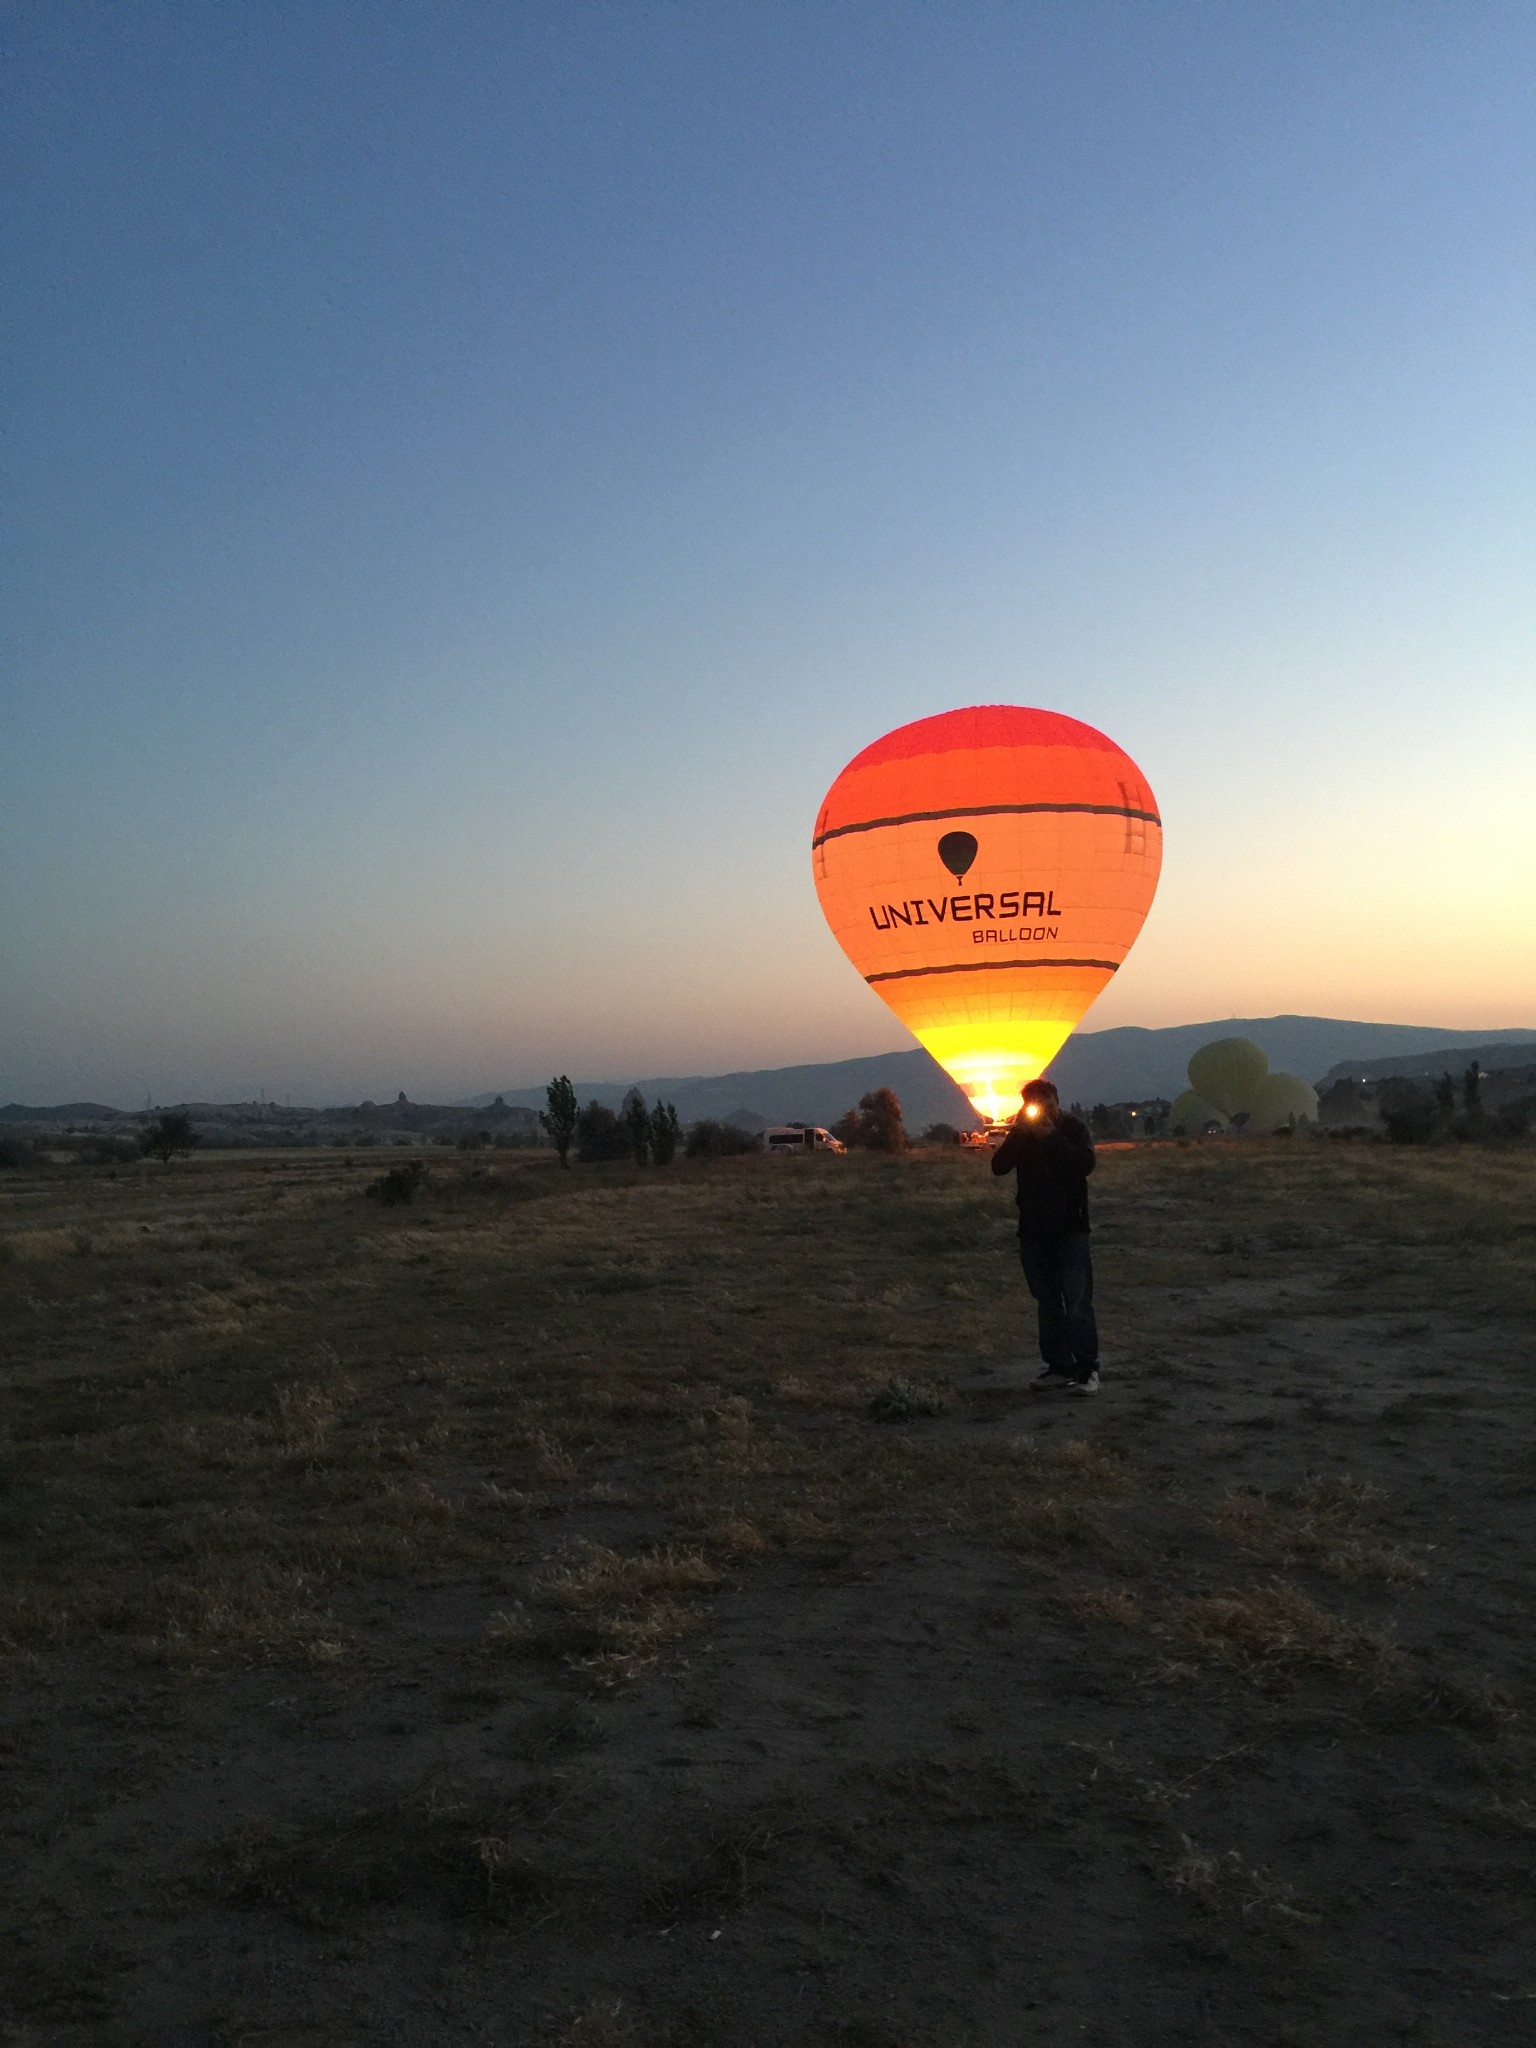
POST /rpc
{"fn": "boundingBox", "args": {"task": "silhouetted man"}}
[990,1078,1099,1395]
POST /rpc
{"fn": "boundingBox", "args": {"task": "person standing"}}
[990,1079,1100,1395]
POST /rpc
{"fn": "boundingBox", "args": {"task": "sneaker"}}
[1066,1371,1100,1397]
[1028,1368,1075,1393]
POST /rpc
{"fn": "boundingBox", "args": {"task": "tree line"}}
[538,1078,687,1167]
[1364,1061,1533,1144]
[538,1079,930,1166]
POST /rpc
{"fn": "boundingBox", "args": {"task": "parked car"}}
[761,1125,847,1156]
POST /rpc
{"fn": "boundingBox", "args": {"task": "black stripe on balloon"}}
[865,958,1121,985]
[812,800,1162,848]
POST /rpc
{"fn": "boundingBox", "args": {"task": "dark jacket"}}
[990,1112,1096,1237]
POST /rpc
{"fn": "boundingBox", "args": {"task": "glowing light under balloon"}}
[812,706,1163,1122]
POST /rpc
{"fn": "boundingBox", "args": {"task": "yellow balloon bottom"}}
[887,966,1118,1124]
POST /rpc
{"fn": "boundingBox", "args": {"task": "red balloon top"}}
[843,705,1124,771]
[816,705,1158,843]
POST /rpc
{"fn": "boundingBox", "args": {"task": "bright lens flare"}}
[812,706,1162,1121]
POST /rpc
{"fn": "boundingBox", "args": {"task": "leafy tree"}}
[1091,1103,1133,1139]
[140,1111,198,1163]
[921,1121,960,1146]
[1462,1062,1482,1116]
[831,1109,861,1149]
[622,1088,651,1167]
[1434,1072,1457,1120]
[1379,1079,1436,1145]
[649,1100,681,1165]
[1318,1078,1368,1126]
[575,1101,630,1163]
[684,1119,758,1158]
[539,1075,579,1167]
[850,1087,907,1152]
[1496,1098,1534,1139]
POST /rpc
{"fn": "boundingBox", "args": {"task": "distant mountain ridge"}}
[466,1017,1536,1130]
[1317,1042,1536,1086]
[0,1101,126,1124]
[8,1019,1533,1132]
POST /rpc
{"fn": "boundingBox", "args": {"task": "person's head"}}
[1019,1079,1059,1124]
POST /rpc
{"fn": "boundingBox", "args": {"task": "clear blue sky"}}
[5,2,1533,1106]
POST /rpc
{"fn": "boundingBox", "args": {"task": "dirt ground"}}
[1,1138,1533,2046]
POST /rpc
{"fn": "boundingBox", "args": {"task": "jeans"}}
[1018,1232,1098,1378]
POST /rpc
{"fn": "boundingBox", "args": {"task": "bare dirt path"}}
[1,1142,1532,2045]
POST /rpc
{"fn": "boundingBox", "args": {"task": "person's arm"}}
[990,1123,1023,1175]
[1046,1117,1096,1179]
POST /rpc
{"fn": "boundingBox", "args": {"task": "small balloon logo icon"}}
[812,706,1162,1122]
[937,831,979,881]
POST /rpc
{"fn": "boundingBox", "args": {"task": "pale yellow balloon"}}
[1170,1090,1228,1136]
[1187,1038,1269,1118]
[1244,1072,1319,1131]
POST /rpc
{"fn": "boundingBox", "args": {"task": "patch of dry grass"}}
[1061,1585,1142,1628]
[0,1135,1530,2039]
[866,1376,953,1420]
[1070,1738,1251,1818]
[553,2002,647,2048]
[488,1542,724,1685]
[856,1751,1035,1824]
[210,1772,562,1927]
[1170,1581,1397,1684]
[1209,1474,1424,1586]
[0,1139,1521,1702]
[638,1812,780,1923]
[1165,1832,1319,1923]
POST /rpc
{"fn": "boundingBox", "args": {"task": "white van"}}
[761,1125,846,1156]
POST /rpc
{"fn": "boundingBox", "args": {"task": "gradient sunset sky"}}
[6,3,1533,1106]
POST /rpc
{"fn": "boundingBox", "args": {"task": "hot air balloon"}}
[1243,1072,1319,1132]
[1169,1090,1227,1136]
[812,706,1162,1124]
[1186,1038,1269,1120]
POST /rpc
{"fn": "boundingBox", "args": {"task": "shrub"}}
[366,1161,427,1206]
[921,1122,960,1146]
[684,1120,758,1159]
[0,1134,45,1169]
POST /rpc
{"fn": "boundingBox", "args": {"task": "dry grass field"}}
[1,1137,1533,2046]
